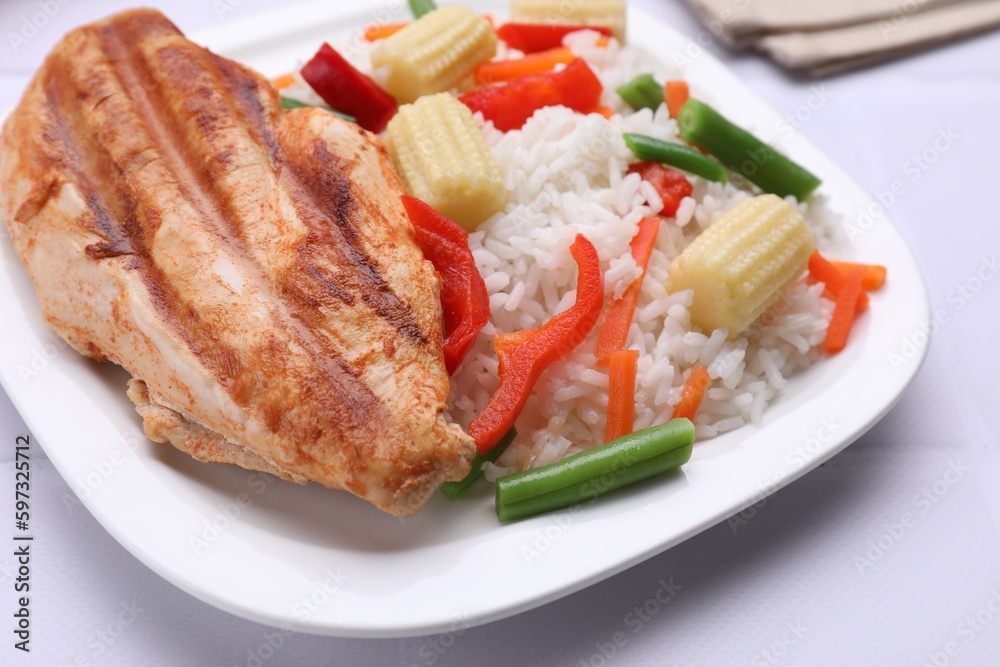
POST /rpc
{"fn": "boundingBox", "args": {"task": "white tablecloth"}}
[1,1,998,664]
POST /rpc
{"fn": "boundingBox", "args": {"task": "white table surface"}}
[2,1,999,665]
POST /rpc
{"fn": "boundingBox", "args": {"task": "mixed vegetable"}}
[625,164,692,217]
[677,99,823,201]
[272,0,888,522]
[388,94,507,230]
[459,59,604,132]
[595,216,660,363]
[468,235,605,454]
[623,133,728,184]
[617,73,665,112]
[666,194,816,338]
[496,418,694,522]
[439,428,517,500]
[407,0,438,19]
[371,6,497,104]
[497,23,613,53]
[400,195,490,374]
[299,42,396,132]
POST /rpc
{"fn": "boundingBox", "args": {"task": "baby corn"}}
[510,0,627,43]
[386,93,507,231]
[666,194,814,338]
[371,6,496,104]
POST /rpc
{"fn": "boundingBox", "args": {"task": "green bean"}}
[623,133,728,183]
[677,99,821,200]
[408,0,437,19]
[495,419,695,522]
[616,74,663,112]
[439,429,516,500]
[280,96,357,123]
[280,96,314,110]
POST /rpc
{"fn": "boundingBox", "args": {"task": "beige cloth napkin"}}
[684,0,1000,75]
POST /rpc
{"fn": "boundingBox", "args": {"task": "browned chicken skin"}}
[0,8,475,516]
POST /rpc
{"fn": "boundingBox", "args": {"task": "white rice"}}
[447,32,837,474]
[309,31,841,475]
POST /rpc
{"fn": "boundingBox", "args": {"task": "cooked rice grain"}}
[444,35,838,472]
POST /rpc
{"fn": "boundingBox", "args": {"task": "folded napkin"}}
[684,0,1000,75]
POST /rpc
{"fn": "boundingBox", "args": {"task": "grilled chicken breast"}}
[0,9,475,516]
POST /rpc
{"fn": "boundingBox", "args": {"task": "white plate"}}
[0,0,930,638]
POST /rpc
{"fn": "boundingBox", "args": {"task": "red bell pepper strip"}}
[595,216,660,363]
[300,43,397,133]
[627,162,692,217]
[401,195,490,375]
[497,23,613,53]
[459,58,603,132]
[469,235,604,453]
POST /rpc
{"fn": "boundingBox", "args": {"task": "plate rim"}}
[0,0,931,638]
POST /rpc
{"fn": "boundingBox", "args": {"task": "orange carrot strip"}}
[808,250,869,313]
[363,21,407,42]
[592,105,615,119]
[595,217,661,363]
[664,80,689,119]
[825,268,865,353]
[604,349,640,443]
[596,35,611,47]
[831,261,887,291]
[270,72,297,90]
[474,47,575,86]
[671,364,710,422]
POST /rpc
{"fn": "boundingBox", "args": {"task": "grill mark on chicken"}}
[212,55,281,165]
[104,35,394,437]
[104,18,419,405]
[281,140,429,346]
[40,47,253,399]
[41,80,129,256]
[107,14,427,357]
[13,175,58,224]
[1,8,476,515]
[211,57,429,348]
[293,259,355,308]
[49,16,393,429]
[82,195,135,259]
[80,19,392,429]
